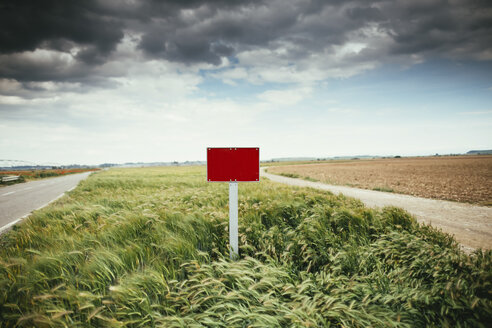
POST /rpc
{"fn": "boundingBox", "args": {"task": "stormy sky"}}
[1,0,491,164]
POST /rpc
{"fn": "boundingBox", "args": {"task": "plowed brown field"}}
[267,155,492,205]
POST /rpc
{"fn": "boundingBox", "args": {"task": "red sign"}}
[207,147,260,182]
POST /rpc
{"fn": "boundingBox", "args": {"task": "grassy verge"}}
[278,172,301,179]
[275,172,319,183]
[372,186,395,193]
[0,166,490,327]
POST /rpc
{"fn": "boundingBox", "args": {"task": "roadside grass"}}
[276,171,320,183]
[278,172,301,179]
[372,186,395,193]
[0,166,490,327]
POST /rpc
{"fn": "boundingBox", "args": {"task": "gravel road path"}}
[262,168,492,251]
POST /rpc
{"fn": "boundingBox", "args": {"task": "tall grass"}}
[0,166,490,327]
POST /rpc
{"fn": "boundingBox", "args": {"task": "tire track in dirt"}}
[262,168,492,251]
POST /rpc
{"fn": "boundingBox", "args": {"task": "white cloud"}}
[0,57,266,164]
[0,95,28,105]
[214,37,383,86]
[210,67,248,85]
[0,95,60,105]
[20,48,76,65]
[458,110,492,115]
[334,42,367,57]
[257,87,312,106]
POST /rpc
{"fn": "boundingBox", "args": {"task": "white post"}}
[229,181,238,259]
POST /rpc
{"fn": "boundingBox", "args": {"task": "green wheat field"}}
[0,166,490,327]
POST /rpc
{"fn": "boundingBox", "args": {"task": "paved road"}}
[0,172,92,234]
[262,168,492,251]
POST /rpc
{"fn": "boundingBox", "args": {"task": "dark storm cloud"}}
[0,0,126,84]
[0,0,491,85]
[135,0,492,64]
[383,0,492,58]
[0,0,124,61]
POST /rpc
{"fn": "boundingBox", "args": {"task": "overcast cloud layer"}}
[1,0,491,164]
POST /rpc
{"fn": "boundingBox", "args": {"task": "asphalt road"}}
[262,168,492,251]
[0,172,92,234]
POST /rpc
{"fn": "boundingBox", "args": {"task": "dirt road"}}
[262,168,492,251]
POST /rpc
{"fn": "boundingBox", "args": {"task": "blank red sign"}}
[207,147,260,182]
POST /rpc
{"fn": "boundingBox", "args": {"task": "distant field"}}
[267,155,492,205]
[261,159,356,167]
[0,166,490,326]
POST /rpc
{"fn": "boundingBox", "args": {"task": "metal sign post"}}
[229,181,238,258]
[207,147,260,259]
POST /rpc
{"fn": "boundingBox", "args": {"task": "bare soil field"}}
[267,155,492,205]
